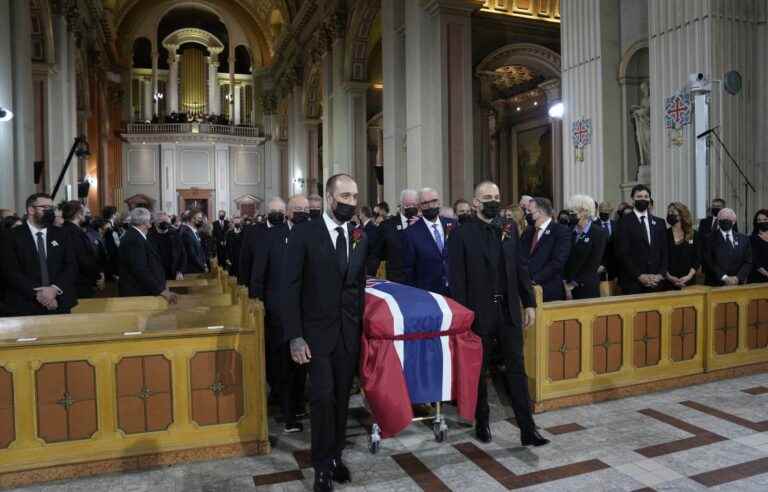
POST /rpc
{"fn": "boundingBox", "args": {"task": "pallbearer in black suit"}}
[366,189,419,282]
[448,181,548,447]
[212,210,229,267]
[179,209,209,274]
[251,195,309,433]
[117,208,178,304]
[563,195,608,300]
[615,184,668,294]
[519,197,572,301]
[224,217,244,278]
[665,202,699,289]
[1,193,77,316]
[60,200,103,299]
[702,208,752,286]
[148,211,187,281]
[283,174,368,492]
[238,197,284,285]
[357,206,379,248]
[749,209,768,284]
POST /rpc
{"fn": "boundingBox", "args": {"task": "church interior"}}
[1,0,768,491]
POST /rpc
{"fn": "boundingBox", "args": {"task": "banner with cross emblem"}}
[664,93,691,146]
[571,118,592,162]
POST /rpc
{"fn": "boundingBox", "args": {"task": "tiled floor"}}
[8,373,768,491]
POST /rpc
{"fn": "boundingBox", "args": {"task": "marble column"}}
[561,0,622,203]
[142,78,152,121]
[0,0,13,209]
[214,143,230,212]
[288,87,308,196]
[207,57,219,115]
[305,119,321,196]
[151,50,158,114]
[168,51,179,112]
[649,0,767,223]
[263,112,281,200]
[343,81,369,205]
[382,0,407,206]
[540,79,564,209]
[233,83,241,125]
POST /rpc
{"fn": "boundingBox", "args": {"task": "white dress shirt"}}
[27,221,48,256]
[535,218,553,242]
[323,211,350,258]
[720,229,735,281]
[634,209,651,244]
[400,213,409,229]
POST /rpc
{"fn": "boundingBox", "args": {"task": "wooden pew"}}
[0,285,268,488]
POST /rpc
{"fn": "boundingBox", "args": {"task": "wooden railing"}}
[526,284,768,410]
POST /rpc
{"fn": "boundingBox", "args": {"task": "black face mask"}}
[83,216,92,227]
[403,207,418,219]
[525,212,535,225]
[634,200,650,212]
[481,200,501,219]
[711,207,722,218]
[558,216,571,226]
[244,221,253,226]
[233,224,241,231]
[758,222,768,232]
[193,219,204,227]
[569,214,579,227]
[333,201,357,223]
[458,214,472,224]
[718,219,734,232]
[219,214,225,220]
[666,215,679,226]
[292,211,310,224]
[599,213,611,222]
[157,222,170,232]
[268,212,285,225]
[422,207,440,221]
[41,208,56,227]
[309,209,322,220]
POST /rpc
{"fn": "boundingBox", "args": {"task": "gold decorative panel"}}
[190,350,244,426]
[548,320,580,381]
[35,361,98,443]
[671,307,697,361]
[593,315,622,374]
[180,46,207,115]
[116,355,173,434]
[482,0,560,23]
[0,367,14,449]
[633,311,661,368]
[714,303,739,354]
[747,299,768,350]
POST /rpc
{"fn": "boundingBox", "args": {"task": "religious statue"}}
[631,82,651,171]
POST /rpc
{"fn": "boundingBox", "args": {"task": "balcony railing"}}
[123,123,263,138]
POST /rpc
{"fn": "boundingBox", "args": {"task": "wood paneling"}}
[35,361,97,443]
[190,350,244,426]
[747,299,768,350]
[548,320,580,381]
[671,307,697,362]
[633,311,661,368]
[0,368,14,449]
[593,315,622,374]
[116,355,173,434]
[714,303,739,354]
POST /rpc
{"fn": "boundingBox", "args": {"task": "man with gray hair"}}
[367,189,419,281]
[117,207,177,304]
[148,210,186,281]
[702,208,752,286]
[238,196,285,285]
[308,194,323,220]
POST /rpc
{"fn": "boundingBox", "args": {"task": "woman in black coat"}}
[665,202,699,289]
[749,209,768,284]
[564,195,609,300]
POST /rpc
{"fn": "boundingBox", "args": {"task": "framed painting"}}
[514,122,552,199]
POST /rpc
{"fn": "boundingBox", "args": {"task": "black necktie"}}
[335,226,348,274]
[36,232,50,286]
[640,216,650,245]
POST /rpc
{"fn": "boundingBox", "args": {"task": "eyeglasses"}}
[31,205,53,210]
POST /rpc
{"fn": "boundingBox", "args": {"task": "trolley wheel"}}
[369,439,380,454]
[369,423,381,454]
[433,421,447,442]
[435,428,447,443]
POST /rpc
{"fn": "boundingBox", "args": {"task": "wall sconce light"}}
[153,92,164,101]
[0,107,13,122]
[548,102,564,119]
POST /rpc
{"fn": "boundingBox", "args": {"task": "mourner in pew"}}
[250,194,309,434]
[665,202,699,289]
[179,209,209,274]
[148,211,187,281]
[60,200,103,299]
[1,193,77,316]
[225,216,244,278]
[749,209,768,284]
[212,210,229,267]
[702,208,752,286]
[595,201,618,281]
[563,195,608,300]
[118,207,178,304]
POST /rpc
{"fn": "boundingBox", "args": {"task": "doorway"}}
[177,188,214,218]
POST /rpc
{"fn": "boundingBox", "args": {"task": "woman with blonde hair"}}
[665,201,698,289]
[506,205,527,237]
[563,194,608,299]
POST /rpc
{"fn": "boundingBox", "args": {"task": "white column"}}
[540,79,564,209]
[561,0,622,203]
[343,81,369,205]
[263,112,281,200]
[0,0,16,209]
[142,78,152,121]
[151,50,159,114]
[168,51,179,112]
[208,58,220,114]
[233,83,241,125]
[320,51,333,193]
[288,87,308,196]
[160,142,177,214]
[215,143,230,212]
[382,0,407,206]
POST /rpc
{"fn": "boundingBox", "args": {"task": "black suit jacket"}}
[564,224,608,298]
[520,221,572,301]
[179,225,207,273]
[367,215,408,281]
[118,227,167,297]
[61,221,102,298]
[363,221,379,249]
[250,223,292,347]
[448,219,536,336]
[702,231,752,285]
[148,227,187,280]
[103,225,121,280]
[225,228,244,277]
[281,219,368,356]
[238,223,267,285]
[615,212,668,293]
[402,217,456,295]
[594,219,618,279]
[1,223,77,315]
[213,219,229,242]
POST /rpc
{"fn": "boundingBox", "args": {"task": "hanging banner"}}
[664,93,691,147]
[571,118,592,162]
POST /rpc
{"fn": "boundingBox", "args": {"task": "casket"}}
[360,280,482,437]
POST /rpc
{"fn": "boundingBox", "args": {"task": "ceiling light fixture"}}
[0,107,13,122]
[548,102,564,119]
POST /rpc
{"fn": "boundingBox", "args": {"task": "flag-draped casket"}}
[360,279,482,437]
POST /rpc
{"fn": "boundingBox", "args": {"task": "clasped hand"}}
[34,286,59,311]
[290,337,312,364]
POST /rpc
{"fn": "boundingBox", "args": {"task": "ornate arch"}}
[617,39,649,82]
[162,28,225,54]
[476,43,561,103]
[344,0,380,82]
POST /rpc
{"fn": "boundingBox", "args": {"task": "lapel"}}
[531,222,552,255]
[630,214,650,247]
[21,225,42,268]
[347,222,365,279]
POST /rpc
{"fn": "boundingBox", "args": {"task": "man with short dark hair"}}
[454,199,473,224]
[179,209,208,274]
[148,211,186,281]
[60,200,102,299]
[101,205,120,281]
[1,193,77,315]
[615,184,668,294]
[358,205,378,247]
[698,198,737,238]
[225,217,244,278]
[519,197,572,301]
[374,201,390,224]
[283,174,368,491]
[308,194,323,220]
[213,210,229,267]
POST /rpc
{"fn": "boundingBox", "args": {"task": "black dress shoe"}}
[521,430,550,447]
[314,471,334,492]
[330,458,351,483]
[475,424,492,443]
